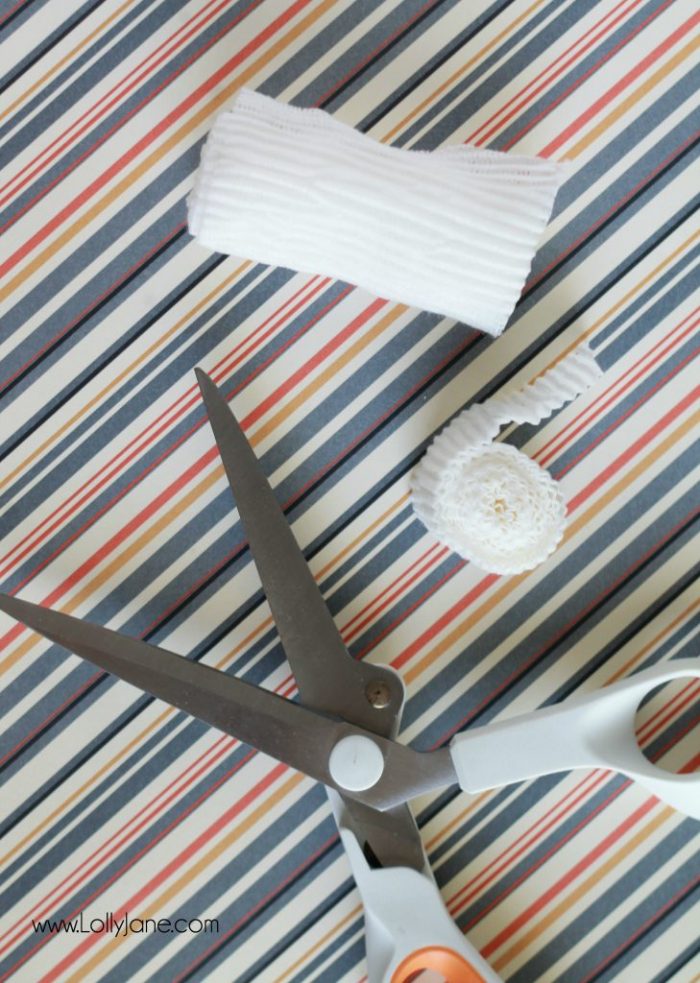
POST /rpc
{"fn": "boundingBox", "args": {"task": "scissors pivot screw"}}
[365,679,392,709]
[328,735,385,791]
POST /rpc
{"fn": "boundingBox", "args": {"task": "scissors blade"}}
[195,369,403,733]
[197,371,427,870]
[0,594,329,783]
[0,594,454,809]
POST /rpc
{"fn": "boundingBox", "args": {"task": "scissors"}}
[1,369,698,983]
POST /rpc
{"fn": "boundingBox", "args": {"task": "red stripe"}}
[1,659,315,955]
[0,751,286,983]
[5,757,284,983]
[0,0,30,29]
[541,10,700,157]
[4,125,689,582]
[500,0,676,151]
[341,543,448,642]
[0,222,186,397]
[527,129,700,293]
[0,0,310,273]
[578,873,700,983]
[237,297,388,428]
[0,284,348,586]
[565,380,699,505]
[0,671,101,769]
[365,557,466,662]
[45,765,293,983]
[452,707,697,923]
[0,732,233,953]
[480,795,657,954]
[448,771,610,914]
[657,715,700,767]
[1,289,691,771]
[537,309,700,467]
[392,572,497,671]
[0,0,239,208]
[313,0,443,107]
[171,833,339,983]
[4,408,695,959]
[638,679,700,743]
[468,0,643,146]
[557,347,699,481]
[0,275,332,577]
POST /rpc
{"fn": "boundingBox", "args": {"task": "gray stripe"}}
[0,0,171,143]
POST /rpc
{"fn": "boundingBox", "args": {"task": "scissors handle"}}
[449,659,700,818]
[332,794,501,983]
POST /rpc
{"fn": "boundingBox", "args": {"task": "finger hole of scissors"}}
[634,675,700,775]
[392,947,486,982]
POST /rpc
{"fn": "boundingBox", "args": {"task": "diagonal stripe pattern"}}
[0,1,698,981]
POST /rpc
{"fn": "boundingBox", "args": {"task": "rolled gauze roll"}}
[411,343,602,574]
[187,89,565,336]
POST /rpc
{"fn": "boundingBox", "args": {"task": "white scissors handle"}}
[330,792,501,983]
[450,659,700,818]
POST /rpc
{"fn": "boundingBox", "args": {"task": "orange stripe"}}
[379,0,545,144]
[0,733,233,954]
[0,0,338,304]
[549,227,700,366]
[5,220,694,589]
[538,307,700,467]
[572,35,699,158]
[0,0,141,125]
[59,772,306,982]
[0,0,239,206]
[552,22,700,158]
[448,772,610,916]
[0,260,251,492]
[469,0,643,146]
[0,704,172,869]
[607,595,700,684]
[341,543,447,641]
[1,3,696,976]
[315,493,410,580]
[252,303,408,441]
[0,493,405,864]
[0,463,223,676]
[428,597,699,909]
[0,272,333,576]
[491,806,673,969]
[271,905,363,983]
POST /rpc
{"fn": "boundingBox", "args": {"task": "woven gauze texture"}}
[187,89,564,336]
[412,345,602,573]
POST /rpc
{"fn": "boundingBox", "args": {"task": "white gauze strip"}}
[187,89,565,336]
[411,343,603,574]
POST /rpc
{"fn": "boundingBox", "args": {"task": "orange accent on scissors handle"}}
[392,946,486,982]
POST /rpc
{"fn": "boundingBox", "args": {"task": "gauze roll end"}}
[412,343,601,574]
[187,89,565,336]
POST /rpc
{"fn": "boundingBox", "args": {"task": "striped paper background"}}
[0,1,698,980]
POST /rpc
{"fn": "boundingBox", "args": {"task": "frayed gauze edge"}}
[187,89,566,336]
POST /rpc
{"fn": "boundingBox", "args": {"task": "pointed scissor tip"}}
[0,592,21,615]
[0,592,46,633]
[195,368,215,403]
